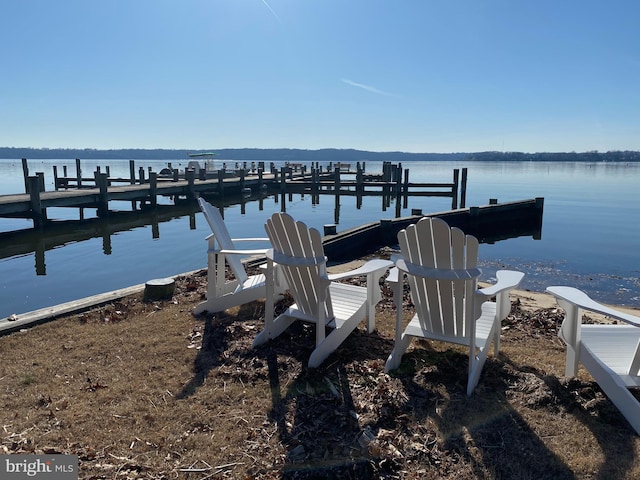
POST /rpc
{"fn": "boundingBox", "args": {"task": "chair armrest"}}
[230,237,271,243]
[327,259,393,281]
[477,270,524,298]
[546,286,640,327]
[386,267,401,284]
[218,248,269,256]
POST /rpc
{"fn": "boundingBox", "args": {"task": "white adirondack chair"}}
[546,286,640,434]
[194,198,284,315]
[254,213,393,368]
[385,217,524,396]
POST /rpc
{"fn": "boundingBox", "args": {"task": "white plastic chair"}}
[194,198,284,314]
[547,286,640,434]
[254,212,392,367]
[385,217,524,396]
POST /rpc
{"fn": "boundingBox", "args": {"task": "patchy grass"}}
[1,268,639,479]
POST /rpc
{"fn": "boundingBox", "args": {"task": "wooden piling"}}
[22,158,29,193]
[129,160,136,185]
[452,168,459,209]
[185,169,196,199]
[76,159,82,188]
[28,176,45,229]
[280,166,287,193]
[97,173,109,217]
[36,172,45,193]
[460,167,468,208]
[149,172,158,207]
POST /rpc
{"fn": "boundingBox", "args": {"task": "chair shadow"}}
[386,345,638,479]
[498,353,638,480]
[254,323,390,479]
[381,346,577,479]
[176,301,263,399]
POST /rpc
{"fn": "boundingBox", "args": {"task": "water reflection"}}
[0,190,543,277]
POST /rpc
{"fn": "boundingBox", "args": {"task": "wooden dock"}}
[0,197,544,333]
[1,159,468,229]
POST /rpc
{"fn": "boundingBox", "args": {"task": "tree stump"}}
[143,277,175,301]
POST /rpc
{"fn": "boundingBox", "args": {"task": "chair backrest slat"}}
[265,213,333,320]
[398,217,480,339]
[199,198,248,284]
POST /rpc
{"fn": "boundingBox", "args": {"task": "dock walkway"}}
[1,159,468,229]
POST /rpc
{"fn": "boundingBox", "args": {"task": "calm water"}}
[0,159,638,318]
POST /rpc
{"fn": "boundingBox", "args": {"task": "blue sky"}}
[2,0,639,153]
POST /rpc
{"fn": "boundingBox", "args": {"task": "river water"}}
[0,159,638,318]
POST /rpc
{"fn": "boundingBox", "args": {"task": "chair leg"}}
[581,350,640,435]
[308,310,365,368]
[385,333,414,372]
[253,314,297,347]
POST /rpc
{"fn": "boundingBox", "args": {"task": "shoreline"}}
[2,262,638,335]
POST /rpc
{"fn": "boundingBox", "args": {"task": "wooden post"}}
[186,168,196,199]
[534,197,544,240]
[76,158,82,188]
[217,169,225,195]
[324,224,337,235]
[334,166,340,193]
[451,168,459,209]
[36,172,45,192]
[28,176,45,229]
[356,164,363,194]
[139,167,146,183]
[53,166,59,190]
[129,160,136,184]
[403,168,410,208]
[149,171,158,207]
[97,173,109,217]
[460,167,468,208]
[199,168,206,181]
[239,169,246,193]
[22,158,29,193]
[280,166,287,193]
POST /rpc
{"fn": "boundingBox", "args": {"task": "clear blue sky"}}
[2,0,639,153]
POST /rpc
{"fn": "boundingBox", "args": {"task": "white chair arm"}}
[327,259,393,281]
[230,237,271,243]
[218,248,269,256]
[477,270,524,299]
[386,266,401,284]
[546,286,640,327]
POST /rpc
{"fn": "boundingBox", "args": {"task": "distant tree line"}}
[464,151,640,162]
[0,147,638,162]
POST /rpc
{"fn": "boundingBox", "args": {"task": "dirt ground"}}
[1,252,639,479]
